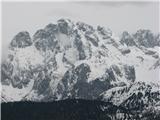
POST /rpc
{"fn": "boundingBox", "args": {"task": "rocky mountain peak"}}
[133,29,155,48]
[10,31,32,48]
[33,28,57,52]
[1,19,160,118]
[57,18,74,35]
[120,31,136,46]
[97,26,112,39]
[121,29,159,48]
[44,23,58,34]
[76,21,94,33]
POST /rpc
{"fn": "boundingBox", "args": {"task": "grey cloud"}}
[74,1,155,7]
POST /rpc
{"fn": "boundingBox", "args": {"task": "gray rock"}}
[152,53,159,59]
[1,62,13,85]
[85,32,99,47]
[76,22,94,33]
[152,59,160,69]
[155,34,160,46]
[133,29,156,48]
[44,23,58,34]
[144,49,156,55]
[120,48,131,55]
[33,29,57,51]
[105,67,116,81]
[120,31,136,46]
[73,31,86,60]
[10,31,32,48]
[55,63,113,100]
[57,19,73,35]
[111,65,122,77]
[124,65,136,82]
[97,26,112,39]
[56,63,91,99]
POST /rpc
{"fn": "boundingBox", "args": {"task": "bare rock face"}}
[97,26,112,39]
[54,63,114,100]
[44,23,58,34]
[73,32,87,60]
[120,31,136,46]
[55,63,91,99]
[121,48,131,55]
[123,65,136,82]
[155,34,160,46]
[120,30,160,48]
[49,63,136,101]
[10,31,32,48]
[133,30,156,48]
[76,22,94,33]
[57,19,74,35]
[1,62,13,85]
[33,29,57,52]
[85,32,99,47]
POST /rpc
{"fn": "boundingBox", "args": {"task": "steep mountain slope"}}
[1,18,160,115]
[100,82,160,119]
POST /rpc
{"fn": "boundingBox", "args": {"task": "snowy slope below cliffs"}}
[1,80,34,102]
[74,37,159,85]
[10,46,44,70]
[122,46,160,84]
[1,46,44,102]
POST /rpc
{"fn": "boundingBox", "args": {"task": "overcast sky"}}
[2,1,159,59]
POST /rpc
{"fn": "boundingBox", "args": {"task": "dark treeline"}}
[1,99,129,120]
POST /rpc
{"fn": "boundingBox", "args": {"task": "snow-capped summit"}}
[1,19,160,110]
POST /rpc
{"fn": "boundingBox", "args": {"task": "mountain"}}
[99,82,160,119]
[120,30,160,48]
[1,18,160,119]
